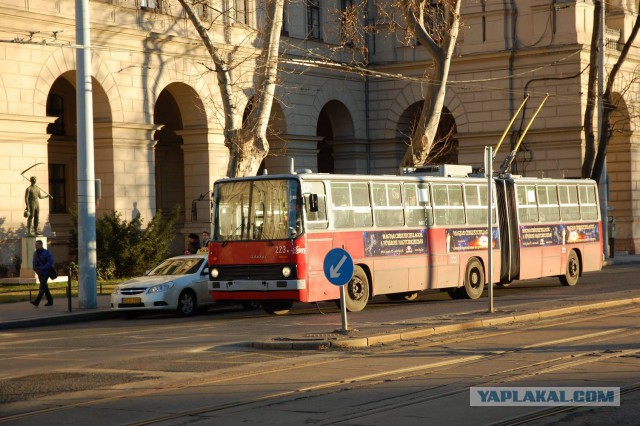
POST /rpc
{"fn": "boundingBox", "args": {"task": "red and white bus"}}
[207,169,602,314]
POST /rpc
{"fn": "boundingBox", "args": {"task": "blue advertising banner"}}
[446,227,500,252]
[364,230,427,257]
[520,223,600,247]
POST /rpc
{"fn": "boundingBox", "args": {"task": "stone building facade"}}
[0,0,638,269]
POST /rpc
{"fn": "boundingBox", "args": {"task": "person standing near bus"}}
[185,233,201,254]
[31,240,54,307]
[201,231,211,248]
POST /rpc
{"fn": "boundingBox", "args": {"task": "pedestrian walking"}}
[31,240,54,307]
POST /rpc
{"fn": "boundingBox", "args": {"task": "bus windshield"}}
[213,178,302,241]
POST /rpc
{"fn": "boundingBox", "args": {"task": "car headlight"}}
[282,266,291,278]
[113,287,121,294]
[147,282,174,294]
[210,268,219,279]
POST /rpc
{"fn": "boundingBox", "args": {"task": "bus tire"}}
[463,258,485,299]
[262,301,293,315]
[343,266,369,312]
[386,292,419,301]
[559,250,580,286]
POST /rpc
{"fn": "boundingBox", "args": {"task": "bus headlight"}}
[210,268,219,279]
[282,266,292,278]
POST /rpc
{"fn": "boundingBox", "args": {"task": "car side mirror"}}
[202,268,209,276]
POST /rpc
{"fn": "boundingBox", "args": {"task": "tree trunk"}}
[581,1,601,178]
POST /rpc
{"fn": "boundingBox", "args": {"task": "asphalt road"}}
[0,262,639,424]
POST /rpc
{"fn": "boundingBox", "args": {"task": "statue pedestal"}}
[20,236,47,279]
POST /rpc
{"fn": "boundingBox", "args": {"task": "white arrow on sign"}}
[329,255,347,278]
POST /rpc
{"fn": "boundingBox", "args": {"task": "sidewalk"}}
[1,254,639,348]
[0,295,119,330]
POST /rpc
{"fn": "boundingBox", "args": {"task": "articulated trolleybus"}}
[208,167,603,315]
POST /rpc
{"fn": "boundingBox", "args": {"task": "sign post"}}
[323,248,354,332]
[486,146,494,313]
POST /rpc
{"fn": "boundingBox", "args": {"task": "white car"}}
[110,254,213,317]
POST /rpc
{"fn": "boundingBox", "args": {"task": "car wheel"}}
[177,289,198,316]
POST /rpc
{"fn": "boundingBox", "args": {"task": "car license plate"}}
[122,297,141,304]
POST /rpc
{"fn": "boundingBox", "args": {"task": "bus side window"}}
[373,183,403,227]
[404,183,431,227]
[433,184,464,225]
[579,185,598,220]
[559,185,580,221]
[517,185,538,223]
[302,181,328,229]
[351,183,373,227]
[537,185,560,222]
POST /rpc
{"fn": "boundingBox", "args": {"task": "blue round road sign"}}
[323,248,354,286]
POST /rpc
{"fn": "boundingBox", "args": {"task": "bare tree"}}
[337,0,462,168]
[399,0,462,167]
[583,3,640,182]
[178,0,284,177]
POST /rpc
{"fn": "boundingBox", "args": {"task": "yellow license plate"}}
[122,297,141,304]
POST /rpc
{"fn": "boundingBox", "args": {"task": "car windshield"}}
[147,258,204,276]
[213,178,303,241]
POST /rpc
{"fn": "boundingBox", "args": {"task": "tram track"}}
[2,307,638,425]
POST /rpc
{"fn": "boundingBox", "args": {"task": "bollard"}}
[67,266,72,312]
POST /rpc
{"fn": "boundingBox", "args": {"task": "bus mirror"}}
[308,194,319,212]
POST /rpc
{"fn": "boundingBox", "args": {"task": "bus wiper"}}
[221,223,245,247]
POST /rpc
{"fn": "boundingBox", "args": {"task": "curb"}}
[0,310,121,331]
[248,297,640,350]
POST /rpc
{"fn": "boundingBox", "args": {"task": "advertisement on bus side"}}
[446,227,500,252]
[364,230,427,256]
[519,223,600,247]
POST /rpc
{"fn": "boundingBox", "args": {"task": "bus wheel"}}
[344,266,370,312]
[386,292,419,301]
[263,301,293,315]
[463,259,485,299]
[560,250,580,286]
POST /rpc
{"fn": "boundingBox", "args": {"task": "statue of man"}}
[24,176,51,236]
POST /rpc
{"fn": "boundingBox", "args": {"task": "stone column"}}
[178,128,228,232]
[100,123,161,221]
[331,138,370,174]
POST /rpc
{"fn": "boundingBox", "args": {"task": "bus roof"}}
[214,172,597,186]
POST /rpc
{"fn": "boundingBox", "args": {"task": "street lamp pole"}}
[75,0,98,308]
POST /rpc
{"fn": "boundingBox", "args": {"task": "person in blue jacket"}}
[31,240,54,307]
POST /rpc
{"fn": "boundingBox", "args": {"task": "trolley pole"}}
[486,147,494,313]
